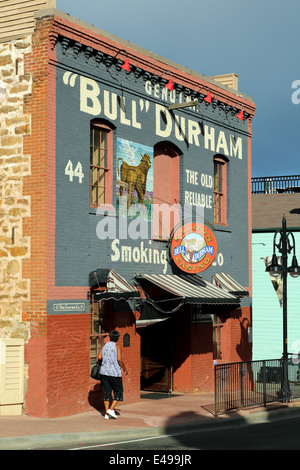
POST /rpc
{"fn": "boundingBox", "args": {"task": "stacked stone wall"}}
[0,37,32,342]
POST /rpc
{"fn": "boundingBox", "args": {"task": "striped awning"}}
[212,273,249,297]
[136,273,239,305]
[94,269,140,301]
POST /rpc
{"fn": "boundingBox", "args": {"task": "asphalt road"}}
[47,415,300,451]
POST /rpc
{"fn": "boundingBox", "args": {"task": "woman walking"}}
[97,329,128,419]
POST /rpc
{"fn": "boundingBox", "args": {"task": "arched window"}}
[153,142,181,239]
[213,155,228,225]
[90,120,114,207]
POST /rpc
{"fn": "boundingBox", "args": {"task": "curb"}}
[0,427,162,450]
[2,404,300,450]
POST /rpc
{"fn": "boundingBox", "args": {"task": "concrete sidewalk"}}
[1,391,300,449]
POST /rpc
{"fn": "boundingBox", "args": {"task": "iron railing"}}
[214,358,300,416]
[252,175,300,194]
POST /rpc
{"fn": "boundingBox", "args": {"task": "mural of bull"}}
[117,153,151,208]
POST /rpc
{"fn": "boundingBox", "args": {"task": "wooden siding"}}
[209,73,239,91]
[0,0,56,41]
[252,232,300,361]
[0,339,24,415]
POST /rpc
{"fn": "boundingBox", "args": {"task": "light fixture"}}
[114,49,131,72]
[286,231,300,278]
[168,99,199,110]
[158,71,174,91]
[265,224,300,277]
[198,86,212,104]
[265,253,283,277]
[204,91,212,103]
[265,215,300,403]
[165,76,174,91]
[121,56,131,72]
[288,255,300,278]
[236,108,244,120]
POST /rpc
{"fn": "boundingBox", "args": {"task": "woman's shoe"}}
[107,409,117,419]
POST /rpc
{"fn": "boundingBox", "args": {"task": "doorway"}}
[140,319,173,393]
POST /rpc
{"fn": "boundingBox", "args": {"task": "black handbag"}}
[90,360,101,380]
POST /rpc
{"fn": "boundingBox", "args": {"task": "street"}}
[44,415,300,451]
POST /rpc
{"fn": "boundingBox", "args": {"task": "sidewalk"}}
[1,391,300,449]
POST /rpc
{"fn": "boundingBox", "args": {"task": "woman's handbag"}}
[90,360,102,380]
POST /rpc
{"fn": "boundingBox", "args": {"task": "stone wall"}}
[0,37,32,342]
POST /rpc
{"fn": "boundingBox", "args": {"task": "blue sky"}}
[57,0,300,177]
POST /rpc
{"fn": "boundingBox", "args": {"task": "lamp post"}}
[265,215,300,401]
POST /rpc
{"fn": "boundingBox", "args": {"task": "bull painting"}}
[117,153,151,208]
[116,138,153,220]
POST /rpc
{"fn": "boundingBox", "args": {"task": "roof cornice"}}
[36,7,255,117]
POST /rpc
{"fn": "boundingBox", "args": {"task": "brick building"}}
[0,5,255,417]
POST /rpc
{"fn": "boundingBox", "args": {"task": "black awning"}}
[135,301,172,327]
[212,273,249,297]
[93,269,140,301]
[135,273,240,305]
[95,290,140,301]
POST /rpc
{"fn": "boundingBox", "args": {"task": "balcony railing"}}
[252,175,300,194]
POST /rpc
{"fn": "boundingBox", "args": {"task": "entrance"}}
[140,319,173,393]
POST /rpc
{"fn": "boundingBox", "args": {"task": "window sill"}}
[89,206,116,217]
[152,235,169,242]
[213,222,228,227]
[213,224,231,233]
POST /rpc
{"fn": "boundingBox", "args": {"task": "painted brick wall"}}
[53,31,253,291]
[46,312,140,418]
[220,307,252,363]
[172,308,192,392]
[191,323,214,392]
[172,307,251,394]
[47,314,90,417]
[172,310,214,393]
[22,15,52,416]
[23,16,52,331]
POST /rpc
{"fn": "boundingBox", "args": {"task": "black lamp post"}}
[265,215,300,401]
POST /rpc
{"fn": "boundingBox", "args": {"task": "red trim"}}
[213,155,227,225]
[90,120,113,208]
[153,142,180,239]
[50,14,256,116]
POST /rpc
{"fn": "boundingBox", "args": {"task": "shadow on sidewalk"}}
[87,383,106,417]
[163,401,300,450]
[163,409,247,450]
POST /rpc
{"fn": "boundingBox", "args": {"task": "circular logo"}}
[170,223,217,273]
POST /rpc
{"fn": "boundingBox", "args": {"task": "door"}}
[140,319,173,392]
[153,143,180,240]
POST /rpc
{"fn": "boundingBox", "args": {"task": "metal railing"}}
[214,358,300,416]
[252,175,300,194]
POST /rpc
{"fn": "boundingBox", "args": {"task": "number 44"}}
[65,160,84,183]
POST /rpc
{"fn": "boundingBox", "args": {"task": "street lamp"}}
[266,215,300,401]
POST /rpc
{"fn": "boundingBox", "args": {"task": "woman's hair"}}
[109,329,120,342]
